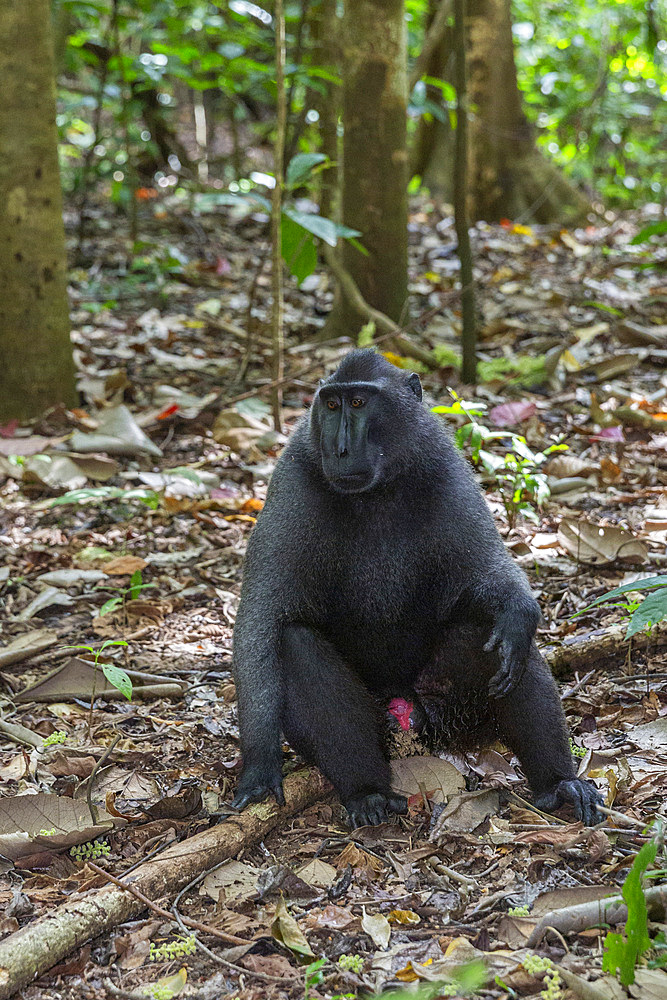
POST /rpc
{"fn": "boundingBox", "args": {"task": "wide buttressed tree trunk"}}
[325,0,409,336]
[413,0,590,224]
[0,0,76,421]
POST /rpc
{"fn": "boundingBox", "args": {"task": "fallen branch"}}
[525,882,667,949]
[543,621,667,677]
[320,244,436,368]
[0,768,330,1000]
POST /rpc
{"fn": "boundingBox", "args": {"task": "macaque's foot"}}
[386,696,427,733]
[344,791,408,828]
[231,765,285,811]
[534,778,603,826]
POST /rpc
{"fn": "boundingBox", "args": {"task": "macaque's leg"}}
[492,646,602,825]
[280,626,407,827]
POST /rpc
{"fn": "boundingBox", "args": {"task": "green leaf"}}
[99,596,123,617]
[576,576,667,614]
[102,663,133,701]
[282,206,361,247]
[281,213,318,283]
[129,569,143,601]
[630,220,667,244]
[286,152,327,189]
[626,589,667,638]
[602,840,657,986]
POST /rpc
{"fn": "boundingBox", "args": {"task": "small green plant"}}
[38,828,57,837]
[42,730,68,748]
[433,391,566,526]
[98,568,156,617]
[304,957,327,999]
[338,954,364,974]
[149,934,196,962]
[569,738,587,759]
[64,639,132,701]
[575,575,667,639]
[603,840,658,986]
[481,436,567,528]
[508,905,530,916]
[70,839,111,861]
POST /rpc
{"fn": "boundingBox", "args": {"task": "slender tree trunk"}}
[310,0,339,220]
[453,0,476,384]
[271,0,286,432]
[412,0,591,223]
[411,0,455,189]
[0,0,76,421]
[325,0,409,336]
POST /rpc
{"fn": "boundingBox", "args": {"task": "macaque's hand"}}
[484,615,533,699]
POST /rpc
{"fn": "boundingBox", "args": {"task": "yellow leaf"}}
[395,957,432,981]
[512,223,533,235]
[381,351,412,370]
[388,909,420,926]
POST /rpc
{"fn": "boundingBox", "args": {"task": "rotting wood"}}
[525,882,667,949]
[544,620,667,677]
[0,768,330,1000]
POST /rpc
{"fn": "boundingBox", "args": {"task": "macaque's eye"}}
[350,398,364,408]
[327,399,339,410]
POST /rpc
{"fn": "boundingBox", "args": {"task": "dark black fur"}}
[231,351,601,826]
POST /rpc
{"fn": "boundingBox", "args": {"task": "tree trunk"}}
[309,0,340,221]
[0,0,76,422]
[412,0,591,223]
[325,0,409,336]
[411,0,455,191]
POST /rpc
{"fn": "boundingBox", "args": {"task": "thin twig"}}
[86,733,121,826]
[87,861,249,946]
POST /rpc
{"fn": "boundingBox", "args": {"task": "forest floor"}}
[0,194,666,1000]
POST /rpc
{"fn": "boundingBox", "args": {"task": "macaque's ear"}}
[406,372,422,400]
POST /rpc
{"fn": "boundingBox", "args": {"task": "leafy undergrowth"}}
[0,199,666,999]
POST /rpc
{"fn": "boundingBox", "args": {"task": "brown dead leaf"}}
[104,556,148,575]
[240,954,295,979]
[308,904,355,930]
[0,792,115,861]
[430,789,500,837]
[391,756,465,803]
[558,518,647,565]
[333,842,384,876]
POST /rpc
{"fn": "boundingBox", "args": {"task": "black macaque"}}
[231,350,602,827]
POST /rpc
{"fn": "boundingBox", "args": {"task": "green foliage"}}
[569,738,587,759]
[70,838,111,861]
[64,639,132,701]
[603,840,658,986]
[575,576,667,638]
[508,905,531,916]
[149,934,196,962]
[304,957,326,999]
[512,0,666,205]
[483,435,566,528]
[51,486,160,509]
[433,390,565,526]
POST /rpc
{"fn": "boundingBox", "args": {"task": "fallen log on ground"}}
[525,882,667,949]
[0,768,330,1000]
[544,621,667,677]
